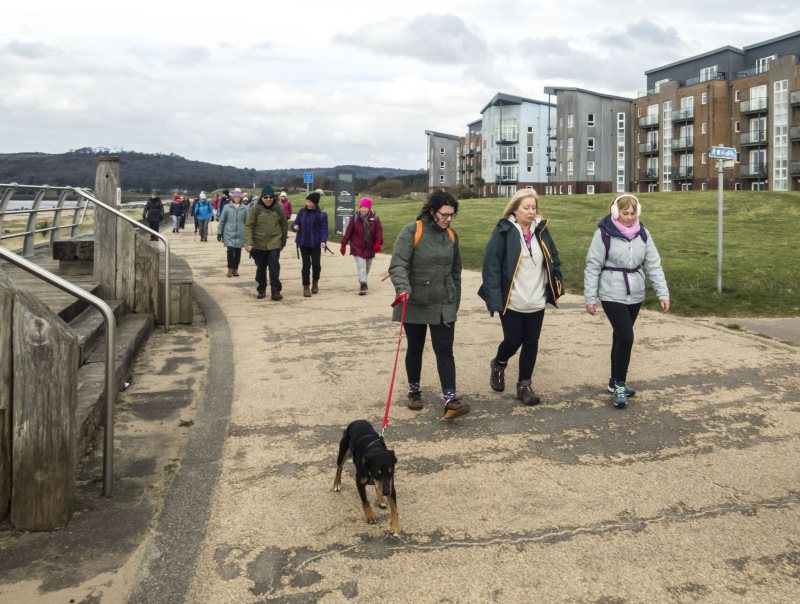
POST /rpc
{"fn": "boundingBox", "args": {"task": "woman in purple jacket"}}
[340,197,383,295]
[292,191,328,297]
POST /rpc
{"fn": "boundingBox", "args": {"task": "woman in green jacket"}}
[478,189,563,406]
[389,191,469,420]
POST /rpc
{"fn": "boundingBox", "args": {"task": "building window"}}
[587,161,595,175]
[559,140,563,149]
[587,185,595,194]
[439,175,445,183]
[440,161,445,169]
[567,114,574,128]
[526,185,533,189]
[702,122,707,134]
[527,166,532,173]
[637,107,641,117]
[546,186,552,195]
[527,126,533,133]
[734,121,740,133]
[567,138,574,151]
[700,65,718,81]
[701,153,707,164]
[568,162,574,176]
[587,138,595,151]
[527,146,533,153]
[588,113,595,127]
[559,117,563,127]
[774,79,789,191]
[735,90,740,102]
[757,55,776,73]
[568,185,573,194]
[701,93,707,105]
[559,163,563,174]
[617,112,625,193]
[701,182,707,190]
[440,148,445,155]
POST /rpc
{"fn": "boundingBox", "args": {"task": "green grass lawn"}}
[305,190,800,318]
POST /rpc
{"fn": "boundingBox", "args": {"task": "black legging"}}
[496,309,545,381]
[600,301,642,384]
[226,247,242,270]
[299,246,321,285]
[403,322,455,392]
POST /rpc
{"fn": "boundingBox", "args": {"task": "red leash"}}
[382,293,408,437]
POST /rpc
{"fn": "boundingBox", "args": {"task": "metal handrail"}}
[74,188,171,333]
[0,247,117,497]
[0,184,91,256]
[1,184,171,333]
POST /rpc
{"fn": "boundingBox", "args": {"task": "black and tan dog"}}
[333,420,399,536]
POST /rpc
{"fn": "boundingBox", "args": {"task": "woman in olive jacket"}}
[478,189,563,406]
[389,191,469,420]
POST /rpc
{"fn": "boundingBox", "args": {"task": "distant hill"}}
[0,148,426,192]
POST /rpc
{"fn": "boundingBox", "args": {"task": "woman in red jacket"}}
[340,198,383,295]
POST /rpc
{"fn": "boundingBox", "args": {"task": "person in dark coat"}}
[340,197,383,295]
[388,190,468,420]
[169,194,184,233]
[292,191,328,297]
[478,189,563,406]
[143,192,164,240]
[179,196,189,229]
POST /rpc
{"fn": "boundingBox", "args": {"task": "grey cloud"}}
[2,41,56,59]
[333,13,488,64]
[597,18,683,50]
[163,45,211,66]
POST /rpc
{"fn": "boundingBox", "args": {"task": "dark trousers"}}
[299,246,321,285]
[227,247,242,269]
[403,322,456,392]
[600,301,642,384]
[197,219,209,241]
[147,220,160,240]
[496,309,545,382]
[252,248,281,293]
[179,214,186,229]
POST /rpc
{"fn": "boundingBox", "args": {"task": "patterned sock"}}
[408,382,420,393]
[443,389,456,401]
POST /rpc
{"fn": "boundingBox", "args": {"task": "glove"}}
[340,242,347,256]
[391,292,409,308]
[374,241,382,253]
[217,234,222,242]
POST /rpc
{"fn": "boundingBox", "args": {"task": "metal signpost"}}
[334,169,356,235]
[709,146,736,294]
[304,172,313,195]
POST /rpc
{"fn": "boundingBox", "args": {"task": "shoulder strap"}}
[413,220,455,247]
[599,226,611,263]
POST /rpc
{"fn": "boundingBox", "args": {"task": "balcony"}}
[548,128,557,140]
[467,149,475,157]
[500,176,519,184]
[740,97,768,115]
[791,91,800,107]
[736,66,768,79]
[740,163,768,178]
[791,161,800,176]
[499,135,519,144]
[672,137,694,151]
[639,168,658,181]
[498,155,518,164]
[671,107,694,122]
[740,130,767,146]
[682,72,726,87]
[547,173,557,183]
[673,166,694,180]
[639,114,659,128]
[466,163,473,172]
[791,126,800,141]
[639,142,659,155]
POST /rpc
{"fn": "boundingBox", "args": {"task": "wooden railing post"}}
[94,156,120,301]
[0,272,13,522]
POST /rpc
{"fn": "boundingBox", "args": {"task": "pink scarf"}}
[611,216,641,240]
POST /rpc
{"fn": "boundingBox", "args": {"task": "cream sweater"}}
[507,216,547,313]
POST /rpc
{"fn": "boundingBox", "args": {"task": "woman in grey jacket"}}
[584,194,670,408]
[217,189,249,277]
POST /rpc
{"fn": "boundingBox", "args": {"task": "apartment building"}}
[543,87,634,195]
[633,30,800,192]
[479,93,554,197]
[457,120,483,193]
[425,130,462,192]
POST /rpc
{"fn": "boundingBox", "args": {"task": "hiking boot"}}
[490,358,506,392]
[256,290,266,299]
[607,379,635,397]
[303,285,312,297]
[271,291,283,301]
[227,268,233,278]
[613,382,628,408]
[408,390,422,410]
[312,280,319,294]
[232,269,239,277]
[359,282,367,295]
[444,397,470,419]
[516,380,540,406]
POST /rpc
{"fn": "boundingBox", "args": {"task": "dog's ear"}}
[389,450,397,464]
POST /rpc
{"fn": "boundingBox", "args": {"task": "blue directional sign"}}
[303,172,313,183]
[709,146,737,159]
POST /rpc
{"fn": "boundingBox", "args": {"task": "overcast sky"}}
[2,1,798,171]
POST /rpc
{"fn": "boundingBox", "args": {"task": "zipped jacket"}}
[292,206,328,248]
[143,197,164,222]
[584,214,669,305]
[389,213,461,325]
[245,199,288,250]
[341,210,383,259]
[478,216,563,315]
[218,202,249,248]
[192,200,214,221]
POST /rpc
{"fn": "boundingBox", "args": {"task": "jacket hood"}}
[598,214,645,239]
[497,215,546,233]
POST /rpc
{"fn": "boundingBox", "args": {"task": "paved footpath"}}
[123,217,800,604]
